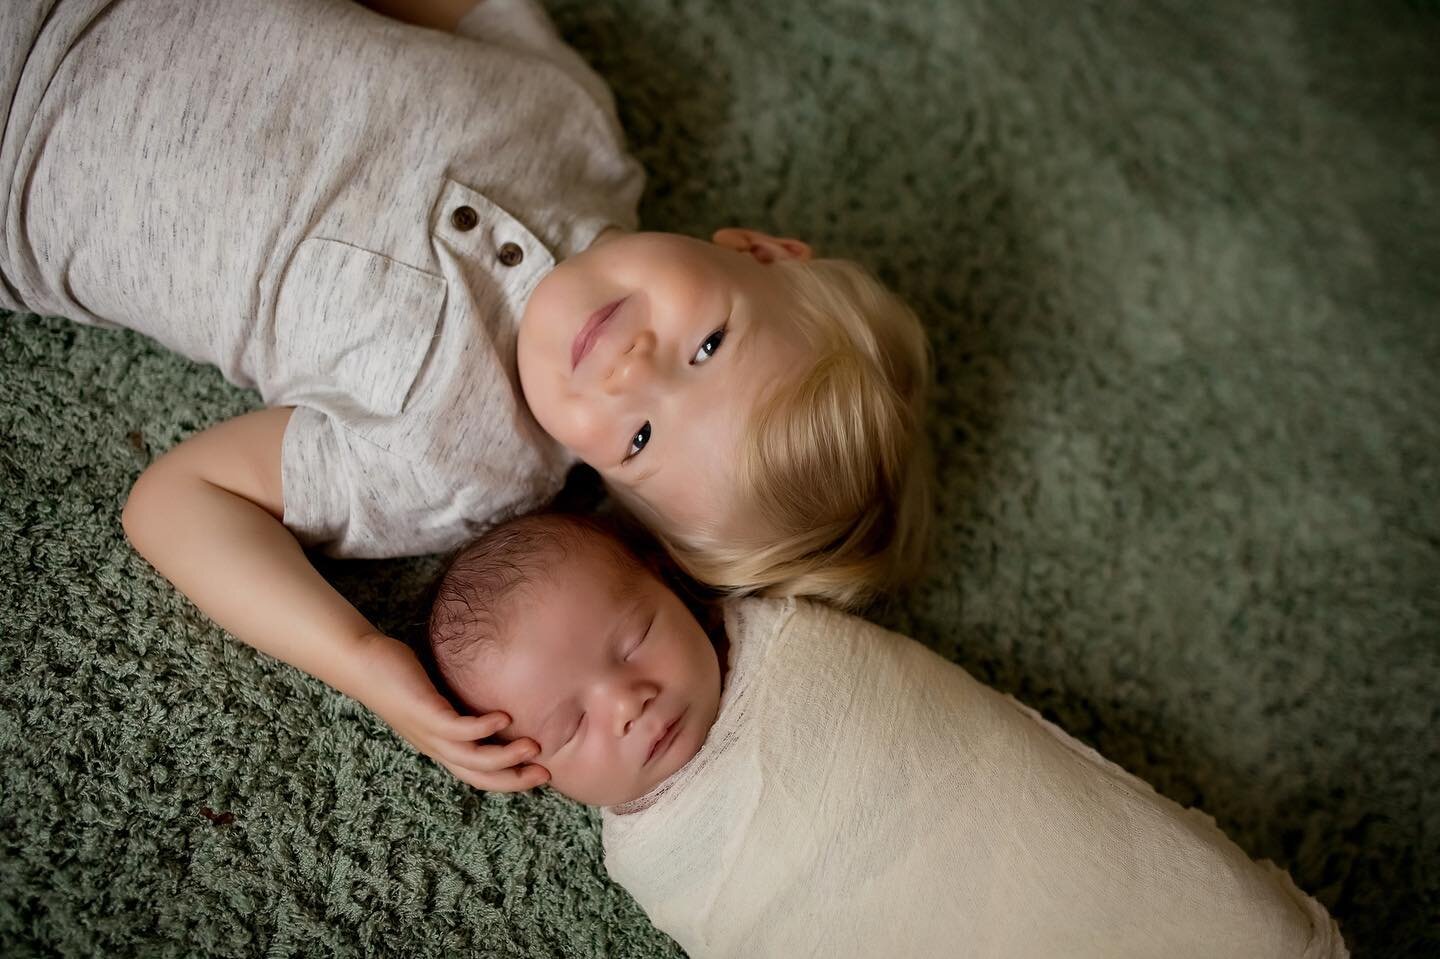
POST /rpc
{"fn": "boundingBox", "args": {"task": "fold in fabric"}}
[602,598,1346,959]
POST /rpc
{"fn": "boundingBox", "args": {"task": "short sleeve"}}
[455,0,622,121]
[280,406,557,559]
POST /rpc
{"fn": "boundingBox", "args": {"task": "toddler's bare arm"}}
[123,407,371,686]
[121,406,547,792]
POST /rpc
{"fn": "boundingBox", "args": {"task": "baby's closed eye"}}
[624,616,655,661]
[557,712,585,751]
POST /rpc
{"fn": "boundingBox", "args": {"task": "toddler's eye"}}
[690,327,726,365]
[624,421,651,462]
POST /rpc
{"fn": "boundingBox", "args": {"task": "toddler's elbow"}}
[120,464,170,554]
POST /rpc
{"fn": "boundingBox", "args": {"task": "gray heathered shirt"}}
[0,0,644,557]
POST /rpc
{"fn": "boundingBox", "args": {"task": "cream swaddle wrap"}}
[602,598,1345,959]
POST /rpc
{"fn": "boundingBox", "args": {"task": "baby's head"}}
[517,228,932,608]
[428,513,723,807]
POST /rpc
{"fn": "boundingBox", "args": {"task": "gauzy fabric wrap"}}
[601,598,1346,959]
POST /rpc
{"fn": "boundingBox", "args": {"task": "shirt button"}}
[451,206,478,231]
[497,242,524,267]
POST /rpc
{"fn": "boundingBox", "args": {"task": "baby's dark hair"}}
[427,512,646,680]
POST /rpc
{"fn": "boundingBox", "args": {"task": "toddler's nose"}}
[602,328,658,396]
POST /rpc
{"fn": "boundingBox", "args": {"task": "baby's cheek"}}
[544,750,619,805]
[537,754,582,798]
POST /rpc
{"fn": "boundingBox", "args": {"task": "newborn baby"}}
[429,514,1347,959]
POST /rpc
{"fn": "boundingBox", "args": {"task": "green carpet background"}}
[3,0,1438,955]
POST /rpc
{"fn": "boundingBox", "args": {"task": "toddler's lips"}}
[571,297,626,371]
[645,711,685,766]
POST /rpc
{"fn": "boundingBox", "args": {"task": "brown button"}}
[497,242,524,267]
[450,205,478,231]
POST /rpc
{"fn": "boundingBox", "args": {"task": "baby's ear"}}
[711,227,813,264]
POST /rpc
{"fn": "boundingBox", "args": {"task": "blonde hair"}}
[614,256,932,608]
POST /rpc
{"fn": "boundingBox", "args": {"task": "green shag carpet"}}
[3,1,1438,955]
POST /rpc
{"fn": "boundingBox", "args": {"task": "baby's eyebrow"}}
[535,702,567,754]
[608,574,649,611]
[536,705,565,753]
[534,603,642,750]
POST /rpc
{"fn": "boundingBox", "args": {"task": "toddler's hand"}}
[349,633,549,792]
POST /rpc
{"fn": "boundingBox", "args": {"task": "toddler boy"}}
[2,0,929,791]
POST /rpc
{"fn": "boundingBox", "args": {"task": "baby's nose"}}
[610,680,659,737]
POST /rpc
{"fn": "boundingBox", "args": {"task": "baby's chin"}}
[547,778,646,809]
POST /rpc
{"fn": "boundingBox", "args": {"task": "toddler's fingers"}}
[441,736,542,775]
[443,711,511,741]
[514,763,550,789]
[491,763,550,791]
[442,760,550,793]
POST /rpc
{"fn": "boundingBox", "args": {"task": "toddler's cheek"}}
[554,407,612,466]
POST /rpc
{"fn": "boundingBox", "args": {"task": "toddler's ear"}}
[711,227,813,264]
